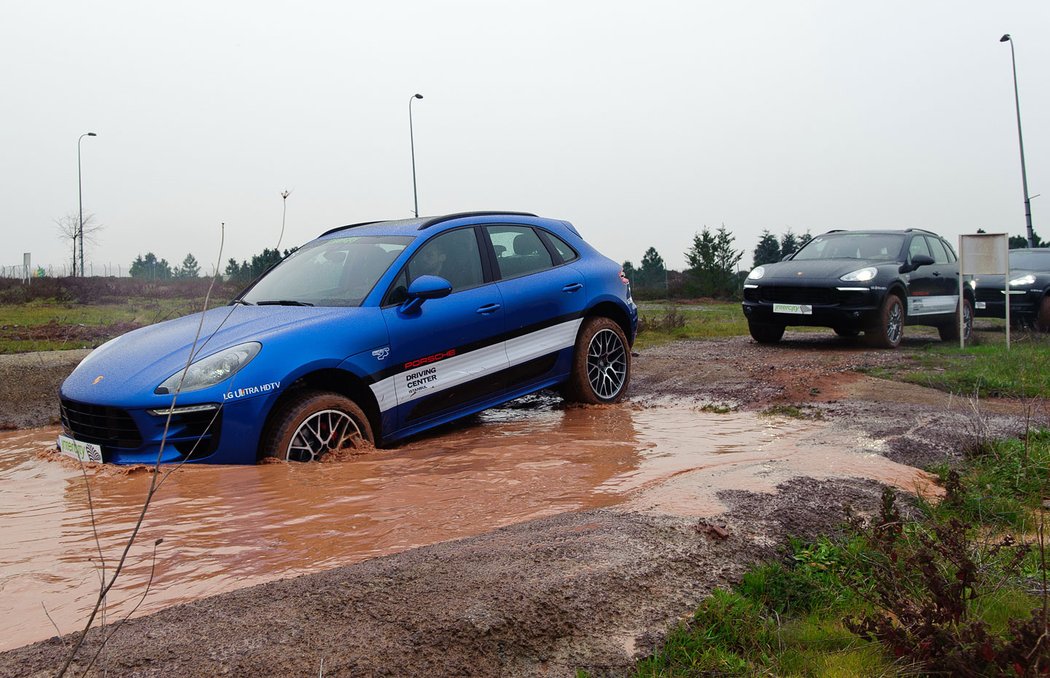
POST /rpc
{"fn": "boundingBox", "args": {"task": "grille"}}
[61,399,142,449]
[756,286,836,305]
[975,289,1003,303]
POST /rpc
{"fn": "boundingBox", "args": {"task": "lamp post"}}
[77,132,97,277]
[1000,34,1035,248]
[277,190,291,251]
[409,93,423,218]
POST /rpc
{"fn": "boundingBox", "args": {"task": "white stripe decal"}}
[908,294,958,316]
[368,318,583,413]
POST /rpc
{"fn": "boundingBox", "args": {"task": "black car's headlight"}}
[840,267,878,283]
[1009,273,1036,287]
[155,342,262,394]
[746,266,766,281]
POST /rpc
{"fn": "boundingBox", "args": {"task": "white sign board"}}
[959,233,1011,348]
[959,234,1008,275]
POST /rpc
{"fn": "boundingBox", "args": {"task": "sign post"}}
[959,234,1010,349]
[22,253,30,286]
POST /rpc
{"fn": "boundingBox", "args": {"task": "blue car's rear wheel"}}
[263,391,374,462]
[564,316,630,404]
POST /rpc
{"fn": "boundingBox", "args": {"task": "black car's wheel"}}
[834,327,861,338]
[262,391,374,462]
[868,294,904,348]
[748,321,785,344]
[1037,296,1050,333]
[938,298,973,343]
[564,316,630,404]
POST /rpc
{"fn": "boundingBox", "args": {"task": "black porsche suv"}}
[741,229,974,348]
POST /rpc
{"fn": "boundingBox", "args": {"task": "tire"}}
[868,294,904,348]
[748,321,785,344]
[564,316,631,404]
[834,327,861,338]
[1037,296,1050,333]
[938,298,973,343]
[262,391,374,462]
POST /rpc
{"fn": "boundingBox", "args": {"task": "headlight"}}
[840,267,878,283]
[746,266,766,280]
[1009,274,1036,287]
[156,342,261,394]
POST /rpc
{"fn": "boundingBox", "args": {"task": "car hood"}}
[756,258,895,282]
[62,305,373,404]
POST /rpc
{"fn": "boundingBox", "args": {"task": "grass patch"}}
[760,404,823,420]
[633,301,749,347]
[874,339,1050,400]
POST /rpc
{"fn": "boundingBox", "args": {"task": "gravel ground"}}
[1,333,1042,677]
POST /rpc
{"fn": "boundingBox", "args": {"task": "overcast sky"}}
[2,1,1047,275]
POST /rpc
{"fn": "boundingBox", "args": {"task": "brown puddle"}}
[0,399,933,651]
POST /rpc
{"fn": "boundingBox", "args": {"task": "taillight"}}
[619,269,630,285]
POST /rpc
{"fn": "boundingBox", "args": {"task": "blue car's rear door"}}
[483,225,586,387]
[378,226,508,432]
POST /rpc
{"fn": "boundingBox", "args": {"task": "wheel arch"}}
[259,368,382,456]
[886,283,909,319]
[584,300,634,346]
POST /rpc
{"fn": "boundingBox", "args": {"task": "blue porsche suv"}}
[59,212,638,465]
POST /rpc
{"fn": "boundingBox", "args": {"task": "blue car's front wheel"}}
[262,391,374,462]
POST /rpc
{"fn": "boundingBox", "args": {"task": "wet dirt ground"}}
[0,331,1043,676]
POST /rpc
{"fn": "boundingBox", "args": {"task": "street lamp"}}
[1000,34,1035,248]
[77,132,98,277]
[409,93,423,218]
[277,189,291,250]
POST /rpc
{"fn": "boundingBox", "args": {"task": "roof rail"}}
[826,229,846,233]
[418,211,538,231]
[904,227,936,235]
[319,220,388,238]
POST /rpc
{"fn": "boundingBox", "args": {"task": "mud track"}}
[0,333,1043,677]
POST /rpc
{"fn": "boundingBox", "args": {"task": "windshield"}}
[792,233,906,261]
[1009,250,1050,271]
[241,235,412,307]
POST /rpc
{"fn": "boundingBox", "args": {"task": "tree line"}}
[128,248,298,282]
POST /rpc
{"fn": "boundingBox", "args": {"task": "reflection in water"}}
[0,400,931,651]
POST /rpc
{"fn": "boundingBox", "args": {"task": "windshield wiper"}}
[230,299,253,306]
[255,300,315,307]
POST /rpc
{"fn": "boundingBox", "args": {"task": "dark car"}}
[741,229,973,348]
[973,248,1050,331]
[58,211,637,465]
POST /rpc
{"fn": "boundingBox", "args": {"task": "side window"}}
[409,228,484,292]
[543,231,578,263]
[941,239,958,262]
[385,269,409,306]
[486,226,554,279]
[925,236,950,264]
[908,236,931,259]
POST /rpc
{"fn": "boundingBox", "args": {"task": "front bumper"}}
[59,396,269,464]
[741,284,883,329]
[974,288,1041,319]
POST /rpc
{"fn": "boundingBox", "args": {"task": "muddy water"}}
[0,400,931,651]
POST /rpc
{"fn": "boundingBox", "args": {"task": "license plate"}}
[975,301,986,310]
[57,435,104,463]
[773,303,812,315]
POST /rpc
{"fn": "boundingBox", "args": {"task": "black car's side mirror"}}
[400,275,453,313]
[900,254,934,274]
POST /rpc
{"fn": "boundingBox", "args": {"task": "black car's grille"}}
[975,288,1003,303]
[755,286,837,306]
[61,399,142,449]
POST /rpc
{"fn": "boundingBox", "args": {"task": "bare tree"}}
[55,212,103,276]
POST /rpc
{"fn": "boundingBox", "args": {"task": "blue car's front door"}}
[378,227,508,432]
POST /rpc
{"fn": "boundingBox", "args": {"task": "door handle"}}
[931,271,941,277]
[476,303,502,315]
[562,282,584,293]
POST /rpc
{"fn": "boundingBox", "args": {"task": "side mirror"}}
[900,254,934,274]
[399,275,452,313]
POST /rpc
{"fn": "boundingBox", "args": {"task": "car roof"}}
[316,211,549,240]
